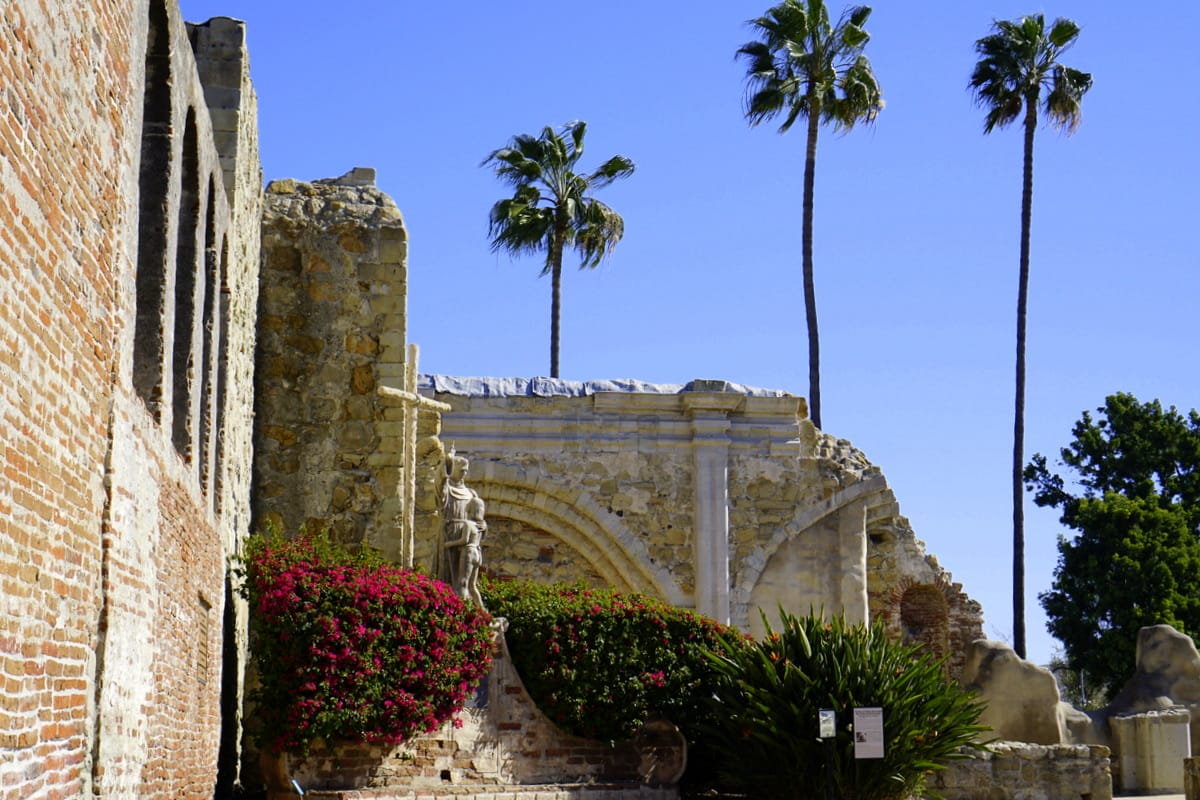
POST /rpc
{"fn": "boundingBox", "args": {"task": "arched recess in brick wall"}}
[199,176,220,502]
[171,108,201,458]
[471,471,686,606]
[899,583,950,664]
[214,235,230,515]
[133,0,173,417]
[876,576,980,680]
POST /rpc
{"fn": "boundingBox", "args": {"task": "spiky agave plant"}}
[703,610,988,800]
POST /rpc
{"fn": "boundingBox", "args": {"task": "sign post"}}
[853,707,885,759]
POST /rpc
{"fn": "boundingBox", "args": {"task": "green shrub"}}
[238,531,493,755]
[481,578,738,743]
[703,610,988,800]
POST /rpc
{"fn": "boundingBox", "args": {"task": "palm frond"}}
[737,0,881,136]
[587,155,636,190]
[1044,65,1092,133]
[970,13,1090,136]
[483,121,634,275]
[1047,16,1081,49]
[573,199,625,271]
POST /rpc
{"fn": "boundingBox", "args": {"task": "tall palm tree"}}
[483,121,635,379]
[969,15,1091,660]
[737,0,882,431]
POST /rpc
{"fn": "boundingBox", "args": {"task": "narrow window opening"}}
[199,178,219,499]
[171,108,200,457]
[214,236,230,516]
[133,0,173,417]
[197,594,212,685]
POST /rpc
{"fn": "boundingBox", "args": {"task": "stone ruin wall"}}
[0,2,261,799]
[419,382,984,679]
[255,171,411,559]
[933,743,1112,800]
[249,217,985,678]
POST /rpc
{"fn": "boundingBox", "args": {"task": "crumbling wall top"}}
[264,168,403,229]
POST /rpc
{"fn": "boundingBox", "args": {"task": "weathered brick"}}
[1,2,260,799]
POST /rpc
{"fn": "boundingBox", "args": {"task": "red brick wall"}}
[2,2,257,798]
[1,1,134,798]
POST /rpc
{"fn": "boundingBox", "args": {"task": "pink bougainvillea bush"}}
[238,532,493,755]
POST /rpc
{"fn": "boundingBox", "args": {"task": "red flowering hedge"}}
[238,532,493,755]
[481,578,738,743]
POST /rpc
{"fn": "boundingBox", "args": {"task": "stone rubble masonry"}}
[421,382,983,678]
[0,1,261,798]
[256,170,408,556]
[931,742,1112,800]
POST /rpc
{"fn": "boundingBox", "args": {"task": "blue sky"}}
[180,0,1200,666]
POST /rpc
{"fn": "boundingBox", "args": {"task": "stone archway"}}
[735,475,889,633]
[470,466,687,606]
[481,515,613,589]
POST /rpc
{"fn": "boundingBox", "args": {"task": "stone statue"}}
[437,448,486,609]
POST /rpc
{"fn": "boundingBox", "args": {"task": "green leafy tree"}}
[703,610,987,800]
[483,121,635,379]
[969,15,1092,659]
[736,0,882,431]
[1027,393,1200,695]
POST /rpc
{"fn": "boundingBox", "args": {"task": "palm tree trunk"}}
[1012,98,1037,660]
[803,105,822,430]
[549,220,566,379]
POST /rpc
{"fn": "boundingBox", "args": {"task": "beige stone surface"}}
[1112,709,1191,794]
[962,640,1068,745]
[931,742,1111,800]
[1110,626,1200,716]
[256,172,408,554]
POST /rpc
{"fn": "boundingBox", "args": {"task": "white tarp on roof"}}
[418,375,791,399]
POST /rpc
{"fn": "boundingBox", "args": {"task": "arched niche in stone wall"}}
[483,516,608,589]
[133,0,173,416]
[746,524,836,639]
[875,575,980,680]
[735,476,886,636]
[171,106,200,458]
[466,469,687,607]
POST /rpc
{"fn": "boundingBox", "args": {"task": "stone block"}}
[1113,709,1190,794]
[1185,756,1200,799]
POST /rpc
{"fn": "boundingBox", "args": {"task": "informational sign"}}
[818,709,836,739]
[852,707,884,759]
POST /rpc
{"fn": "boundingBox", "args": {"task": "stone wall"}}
[0,2,261,798]
[418,377,982,675]
[256,171,410,557]
[930,743,1112,800]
